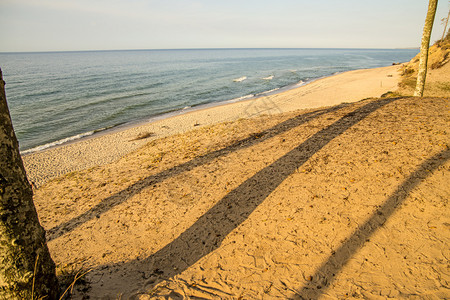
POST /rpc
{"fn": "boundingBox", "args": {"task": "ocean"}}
[0,48,418,153]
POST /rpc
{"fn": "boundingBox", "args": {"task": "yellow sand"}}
[24,64,450,299]
[23,65,400,188]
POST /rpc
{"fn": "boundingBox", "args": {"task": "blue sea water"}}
[0,48,418,153]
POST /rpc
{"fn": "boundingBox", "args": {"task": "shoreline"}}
[20,66,382,156]
[23,65,402,188]
[21,74,313,155]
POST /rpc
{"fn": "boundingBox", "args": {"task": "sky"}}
[0,0,449,52]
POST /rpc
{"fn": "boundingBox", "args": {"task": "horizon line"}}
[0,46,420,54]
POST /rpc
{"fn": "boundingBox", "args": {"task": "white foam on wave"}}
[233,76,247,82]
[21,130,96,155]
[262,75,274,80]
[260,87,280,95]
[227,94,255,103]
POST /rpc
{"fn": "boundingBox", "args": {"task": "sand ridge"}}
[22,62,450,298]
[32,96,449,299]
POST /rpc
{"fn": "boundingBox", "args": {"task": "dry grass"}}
[130,131,155,141]
[397,35,450,97]
[56,263,91,299]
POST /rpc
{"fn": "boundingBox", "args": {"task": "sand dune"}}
[25,65,449,299]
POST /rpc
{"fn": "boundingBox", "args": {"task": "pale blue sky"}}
[0,0,449,52]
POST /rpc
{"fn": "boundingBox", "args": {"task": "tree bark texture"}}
[0,69,59,298]
[414,0,438,97]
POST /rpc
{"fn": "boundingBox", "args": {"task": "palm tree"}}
[414,0,438,97]
[0,69,59,298]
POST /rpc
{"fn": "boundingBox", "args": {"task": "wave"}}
[262,75,274,80]
[227,94,255,103]
[233,76,247,82]
[21,131,95,155]
[21,123,124,155]
[259,87,280,95]
[24,89,61,98]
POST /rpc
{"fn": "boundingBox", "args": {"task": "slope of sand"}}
[23,65,400,188]
[32,96,450,299]
[398,35,450,98]
[26,64,450,299]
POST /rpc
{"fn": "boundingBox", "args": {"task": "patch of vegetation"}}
[430,51,449,69]
[57,263,91,299]
[131,131,155,141]
[397,32,450,97]
[434,30,450,47]
[398,76,416,90]
[437,81,450,91]
[380,91,403,98]
[400,66,415,76]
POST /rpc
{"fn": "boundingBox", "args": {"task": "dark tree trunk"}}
[0,69,59,299]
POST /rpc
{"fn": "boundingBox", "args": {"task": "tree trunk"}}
[441,10,449,41]
[414,0,438,97]
[0,69,59,298]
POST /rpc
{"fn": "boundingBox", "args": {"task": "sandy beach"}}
[24,62,450,299]
[23,65,400,188]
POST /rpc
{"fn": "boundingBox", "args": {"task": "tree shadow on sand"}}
[78,97,399,296]
[292,148,449,299]
[47,101,352,241]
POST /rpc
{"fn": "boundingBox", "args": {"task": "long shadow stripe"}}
[117,97,396,283]
[295,149,450,299]
[47,102,351,241]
